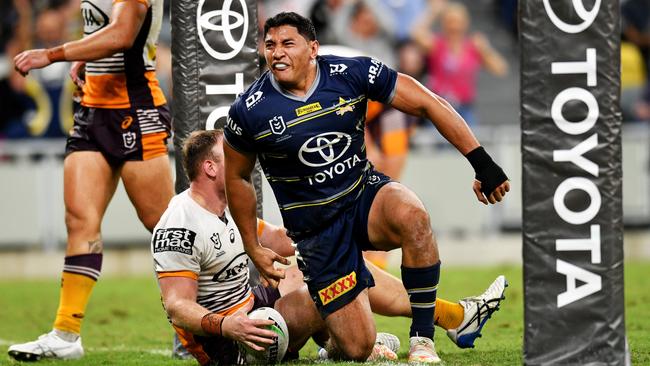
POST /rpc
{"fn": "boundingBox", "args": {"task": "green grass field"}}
[1,262,648,365]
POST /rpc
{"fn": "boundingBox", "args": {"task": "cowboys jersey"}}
[224,55,398,239]
[151,190,251,314]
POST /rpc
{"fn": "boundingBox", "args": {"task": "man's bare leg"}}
[121,155,174,232]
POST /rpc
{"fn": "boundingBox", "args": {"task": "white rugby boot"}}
[447,275,508,348]
[367,332,400,361]
[7,330,84,361]
[375,332,400,354]
[408,336,441,364]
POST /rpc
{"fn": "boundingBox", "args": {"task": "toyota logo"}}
[543,0,600,34]
[197,0,248,61]
[299,132,352,167]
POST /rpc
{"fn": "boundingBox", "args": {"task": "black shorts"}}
[182,285,281,366]
[296,170,392,318]
[66,104,171,166]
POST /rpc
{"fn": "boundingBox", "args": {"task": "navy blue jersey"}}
[225,55,398,238]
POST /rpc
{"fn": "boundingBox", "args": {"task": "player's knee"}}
[395,203,432,240]
[65,206,100,236]
[340,335,374,361]
[138,210,162,232]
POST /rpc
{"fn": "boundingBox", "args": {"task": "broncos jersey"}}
[225,55,398,238]
[152,190,251,314]
[80,0,166,109]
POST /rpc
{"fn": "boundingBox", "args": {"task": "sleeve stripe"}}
[257,218,266,238]
[157,270,199,280]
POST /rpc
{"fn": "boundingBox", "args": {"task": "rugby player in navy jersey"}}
[223,12,510,363]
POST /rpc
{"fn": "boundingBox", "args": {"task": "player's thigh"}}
[325,290,375,360]
[64,152,120,251]
[367,182,430,250]
[121,154,174,231]
[275,285,324,352]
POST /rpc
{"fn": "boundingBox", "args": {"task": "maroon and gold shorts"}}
[66,103,171,166]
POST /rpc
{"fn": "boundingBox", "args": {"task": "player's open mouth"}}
[273,63,289,71]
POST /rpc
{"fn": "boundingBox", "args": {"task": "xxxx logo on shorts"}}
[319,271,357,306]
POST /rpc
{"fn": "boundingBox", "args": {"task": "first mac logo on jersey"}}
[153,228,196,255]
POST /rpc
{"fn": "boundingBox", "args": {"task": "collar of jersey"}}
[269,62,321,103]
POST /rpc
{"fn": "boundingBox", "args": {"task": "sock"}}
[434,298,464,330]
[53,253,102,334]
[401,261,440,339]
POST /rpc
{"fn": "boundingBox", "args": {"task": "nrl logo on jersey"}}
[329,63,348,75]
[245,91,264,109]
[269,115,286,135]
[336,97,355,116]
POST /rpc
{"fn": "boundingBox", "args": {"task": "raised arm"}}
[158,276,276,351]
[224,143,289,287]
[14,0,148,75]
[390,73,509,204]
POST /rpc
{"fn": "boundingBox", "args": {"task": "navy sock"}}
[401,261,441,339]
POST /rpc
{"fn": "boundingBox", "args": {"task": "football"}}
[243,307,289,364]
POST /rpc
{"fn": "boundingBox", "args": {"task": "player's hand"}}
[70,61,86,88]
[249,246,290,288]
[14,49,51,76]
[473,179,510,205]
[221,300,276,351]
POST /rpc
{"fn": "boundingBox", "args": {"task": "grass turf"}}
[0,262,648,365]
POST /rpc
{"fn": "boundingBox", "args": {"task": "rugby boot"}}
[408,336,441,364]
[8,330,84,361]
[375,332,400,354]
[447,275,508,348]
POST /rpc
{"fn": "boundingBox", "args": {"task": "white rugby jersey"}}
[152,190,251,314]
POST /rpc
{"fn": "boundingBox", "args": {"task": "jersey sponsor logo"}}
[368,58,384,84]
[212,253,249,281]
[329,64,348,75]
[307,154,362,185]
[245,91,264,109]
[295,102,323,116]
[153,228,196,255]
[226,116,243,135]
[81,1,109,35]
[269,115,286,135]
[122,131,136,149]
[197,0,248,61]
[336,97,355,116]
[319,271,357,306]
[298,132,352,167]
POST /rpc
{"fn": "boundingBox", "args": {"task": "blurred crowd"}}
[1,0,647,143]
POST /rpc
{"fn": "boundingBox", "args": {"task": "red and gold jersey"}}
[80,0,166,109]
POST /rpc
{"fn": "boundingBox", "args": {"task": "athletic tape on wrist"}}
[46,46,66,63]
[201,313,225,336]
[465,146,493,173]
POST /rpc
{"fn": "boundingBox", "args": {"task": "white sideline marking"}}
[0,338,169,356]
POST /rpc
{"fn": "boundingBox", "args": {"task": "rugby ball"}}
[243,307,289,364]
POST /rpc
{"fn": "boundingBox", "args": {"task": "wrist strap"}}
[46,46,66,63]
[201,313,225,336]
[465,146,493,173]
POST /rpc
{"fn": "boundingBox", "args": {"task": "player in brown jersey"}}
[10,0,173,361]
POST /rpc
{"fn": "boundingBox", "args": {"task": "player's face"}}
[264,25,318,90]
[210,140,226,193]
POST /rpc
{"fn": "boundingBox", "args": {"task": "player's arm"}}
[158,274,276,351]
[257,219,295,257]
[14,0,148,75]
[224,143,289,287]
[389,73,510,204]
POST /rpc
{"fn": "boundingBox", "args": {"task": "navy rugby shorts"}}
[296,169,392,318]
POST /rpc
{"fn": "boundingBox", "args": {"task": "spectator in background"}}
[378,0,429,43]
[331,0,398,68]
[0,0,32,137]
[621,0,650,122]
[412,1,508,126]
[309,0,345,45]
[7,7,75,138]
